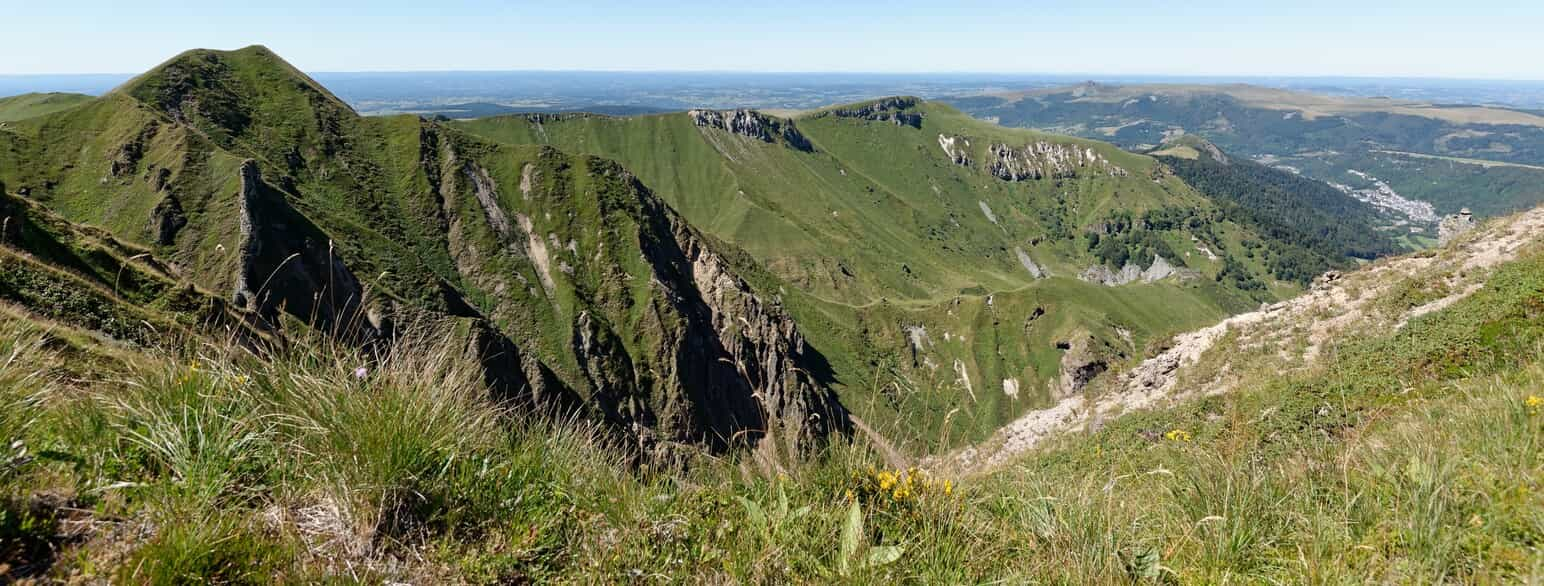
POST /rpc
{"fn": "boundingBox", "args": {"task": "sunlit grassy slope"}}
[3,207,1542,583]
[0,93,92,123]
[0,46,854,451]
[456,101,1303,448]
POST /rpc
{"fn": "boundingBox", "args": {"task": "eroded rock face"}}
[987,141,1128,181]
[688,109,813,151]
[1015,247,1047,279]
[1439,208,1476,244]
[231,160,379,343]
[938,134,972,166]
[826,97,923,128]
[1052,332,1117,398]
[149,194,187,245]
[1079,255,1185,286]
[427,142,848,452]
[107,123,158,180]
[635,187,849,448]
[1196,140,1230,164]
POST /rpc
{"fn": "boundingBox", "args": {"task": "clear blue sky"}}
[5,0,1542,79]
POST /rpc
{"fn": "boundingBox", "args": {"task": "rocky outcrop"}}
[688,109,812,152]
[938,134,972,166]
[1439,208,1476,244]
[149,194,187,245]
[106,124,157,180]
[1015,247,1047,279]
[987,141,1128,181]
[465,162,514,239]
[231,160,378,342]
[635,186,849,448]
[1079,255,1184,286]
[1051,332,1119,398]
[823,97,923,128]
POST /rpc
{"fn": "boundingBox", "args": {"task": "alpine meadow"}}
[2,2,1544,583]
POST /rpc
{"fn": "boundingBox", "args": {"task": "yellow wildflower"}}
[943,479,953,496]
[1164,429,1193,442]
[844,489,855,502]
[1527,395,1543,414]
[878,471,897,492]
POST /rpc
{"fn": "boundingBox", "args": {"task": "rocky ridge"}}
[1078,255,1186,286]
[688,109,813,152]
[987,141,1128,181]
[816,97,923,128]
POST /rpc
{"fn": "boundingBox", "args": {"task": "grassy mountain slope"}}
[4,202,1540,583]
[456,99,1325,448]
[0,93,91,123]
[953,82,1544,220]
[0,46,844,453]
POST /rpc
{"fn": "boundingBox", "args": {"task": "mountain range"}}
[4,45,1544,582]
[0,47,1400,455]
[952,82,1544,231]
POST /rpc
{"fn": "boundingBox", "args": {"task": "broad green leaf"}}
[865,545,903,568]
[737,496,766,533]
[839,500,863,576]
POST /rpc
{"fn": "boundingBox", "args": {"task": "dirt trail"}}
[931,206,1544,474]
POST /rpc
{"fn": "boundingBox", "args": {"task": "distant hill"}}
[950,82,1544,220]
[0,92,91,122]
[379,102,674,119]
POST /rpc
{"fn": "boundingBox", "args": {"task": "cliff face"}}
[636,191,847,447]
[938,134,972,166]
[822,97,924,128]
[1078,255,1188,286]
[231,160,378,342]
[988,141,1129,181]
[688,109,813,152]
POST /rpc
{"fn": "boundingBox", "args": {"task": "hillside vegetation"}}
[0,46,847,458]
[1153,136,1399,283]
[3,45,1527,582]
[455,98,1383,448]
[3,194,1542,584]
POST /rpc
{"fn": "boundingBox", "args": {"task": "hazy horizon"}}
[5,0,1544,79]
